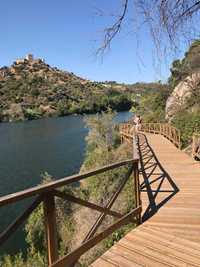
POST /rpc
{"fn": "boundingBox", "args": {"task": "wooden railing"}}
[119,123,134,144]
[0,158,141,266]
[119,122,181,149]
[141,123,181,149]
[119,123,132,135]
[192,133,200,159]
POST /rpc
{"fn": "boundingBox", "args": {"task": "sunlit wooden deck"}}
[91,132,200,266]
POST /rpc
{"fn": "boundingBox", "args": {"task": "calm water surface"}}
[0,112,132,256]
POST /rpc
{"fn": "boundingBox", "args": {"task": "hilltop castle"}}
[15,54,44,64]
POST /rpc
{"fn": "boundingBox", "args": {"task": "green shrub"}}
[24,108,42,120]
[0,251,46,267]
[172,111,200,147]
[30,88,40,96]
[135,89,170,122]
[57,100,71,116]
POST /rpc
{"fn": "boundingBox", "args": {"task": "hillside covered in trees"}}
[0,55,165,123]
[0,55,132,122]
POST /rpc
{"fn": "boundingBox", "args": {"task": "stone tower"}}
[26,54,34,61]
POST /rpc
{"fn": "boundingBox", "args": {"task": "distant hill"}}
[0,54,162,122]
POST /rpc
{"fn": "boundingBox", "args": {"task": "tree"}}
[84,109,117,151]
[98,0,200,59]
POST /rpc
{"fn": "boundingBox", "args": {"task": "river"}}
[0,111,132,257]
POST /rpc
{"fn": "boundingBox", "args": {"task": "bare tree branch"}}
[96,0,129,55]
[97,0,200,60]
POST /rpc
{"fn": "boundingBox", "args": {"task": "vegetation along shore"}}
[0,54,165,122]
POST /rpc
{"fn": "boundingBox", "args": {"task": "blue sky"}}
[0,0,188,83]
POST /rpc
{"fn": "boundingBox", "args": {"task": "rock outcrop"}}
[166,40,200,120]
[166,72,200,120]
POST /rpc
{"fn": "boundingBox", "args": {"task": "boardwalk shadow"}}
[137,133,179,222]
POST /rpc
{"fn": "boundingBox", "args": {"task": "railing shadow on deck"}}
[137,133,179,222]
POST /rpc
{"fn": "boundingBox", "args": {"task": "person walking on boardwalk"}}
[134,114,142,132]
[130,114,141,135]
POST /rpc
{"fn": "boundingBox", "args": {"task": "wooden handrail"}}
[0,159,136,207]
[119,122,180,146]
[122,123,180,149]
[140,123,181,149]
[0,157,141,266]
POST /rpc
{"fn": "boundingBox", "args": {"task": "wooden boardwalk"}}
[91,132,200,266]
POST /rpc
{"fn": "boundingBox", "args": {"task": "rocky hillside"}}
[166,72,200,120]
[131,40,200,147]
[166,40,200,120]
[0,55,133,122]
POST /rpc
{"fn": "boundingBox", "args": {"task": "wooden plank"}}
[112,244,171,267]
[126,229,200,264]
[137,226,200,255]
[119,236,194,266]
[91,257,117,267]
[102,250,142,267]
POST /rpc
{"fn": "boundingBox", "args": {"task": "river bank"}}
[0,111,133,256]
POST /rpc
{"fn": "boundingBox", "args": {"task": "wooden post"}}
[44,193,58,266]
[130,136,141,224]
[132,134,138,160]
[133,161,141,224]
